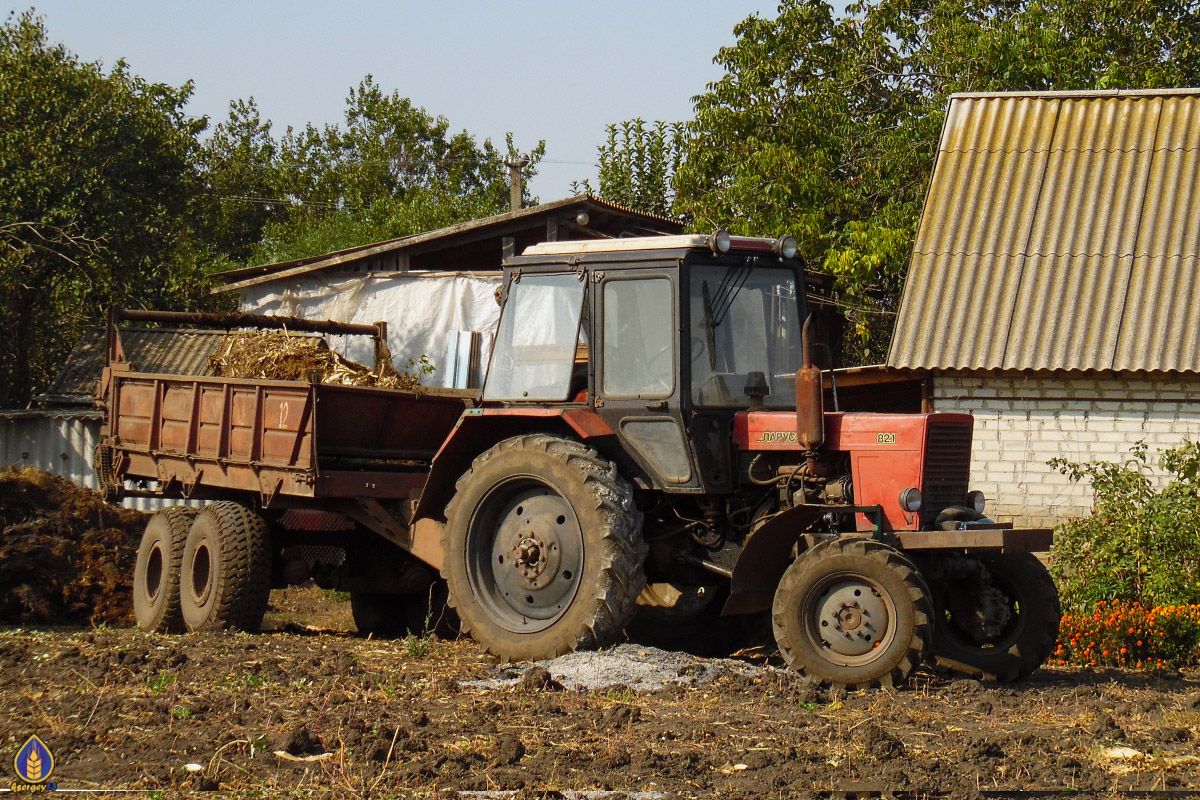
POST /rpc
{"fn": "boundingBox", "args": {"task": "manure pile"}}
[208,331,418,390]
[0,468,147,626]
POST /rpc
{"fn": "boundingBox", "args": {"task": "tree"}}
[198,98,289,263]
[0,11,212,406]
[582,119,688,219]
[594,0,1200,361]
[248,77,545,265]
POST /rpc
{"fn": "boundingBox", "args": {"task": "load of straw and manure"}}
[0,468,147,626]
[208,331,422,390]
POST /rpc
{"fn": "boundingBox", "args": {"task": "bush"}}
[1049,441,1200,613]
[1053,601,1200,670]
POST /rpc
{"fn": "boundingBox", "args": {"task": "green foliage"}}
[1050,442,1200,612]
[248,77,545,266]
[583,119,688,219]
[593,0,1200,361]
[0,15,544,403]
[0,10,217,406]
[197,98,288,262]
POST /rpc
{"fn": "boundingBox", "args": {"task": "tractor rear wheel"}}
[772,538,932,689]
[928,553,1061,682]
[133,507,198,633]
[180,502,272,632]
[442,434,646,662]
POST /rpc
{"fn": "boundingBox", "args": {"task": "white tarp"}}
[236,272,503,388]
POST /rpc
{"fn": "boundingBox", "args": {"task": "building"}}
[888,89,1200,526]
[213,195,686,386]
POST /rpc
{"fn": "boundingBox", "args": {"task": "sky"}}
[24,1,781,199]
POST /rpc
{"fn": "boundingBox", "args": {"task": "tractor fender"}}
[413,408,615,522]
[723,504,824,616]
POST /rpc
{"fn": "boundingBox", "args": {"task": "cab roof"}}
[521,234,781,257]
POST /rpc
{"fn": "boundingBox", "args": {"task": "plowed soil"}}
[2,586,1199,798]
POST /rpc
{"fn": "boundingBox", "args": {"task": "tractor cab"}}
[483,233,806,493]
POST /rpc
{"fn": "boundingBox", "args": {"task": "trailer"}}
[100,234,1061,688]
[97,309,470,635]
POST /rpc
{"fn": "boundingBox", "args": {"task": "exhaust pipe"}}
[796,315,824,451]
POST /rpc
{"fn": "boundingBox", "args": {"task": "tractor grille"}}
[922,422,972,525]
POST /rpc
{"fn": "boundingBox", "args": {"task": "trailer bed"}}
[108,371,474,503]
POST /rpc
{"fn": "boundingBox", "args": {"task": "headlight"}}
[709,229,731,254]
[966,490,986,514]
[774,235,798,259]
[899,487,923,512]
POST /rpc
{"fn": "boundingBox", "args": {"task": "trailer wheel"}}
[442,434,646,662]
[628,584,766,657]
[929,553,1061,682]
[403,579,460,638]
[180,502,272,633]
[133,507,198,633]
[350,593,412,638]
[772,538,932,689]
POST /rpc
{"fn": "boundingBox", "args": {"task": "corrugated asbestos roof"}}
[41,327,274,403]
[888,89,1200,372]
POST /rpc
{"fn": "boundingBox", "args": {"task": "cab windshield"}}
[689,264,802,408]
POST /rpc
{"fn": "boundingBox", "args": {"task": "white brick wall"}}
[931,373,1200,527]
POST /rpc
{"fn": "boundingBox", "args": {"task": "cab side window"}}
[601,277,674,398]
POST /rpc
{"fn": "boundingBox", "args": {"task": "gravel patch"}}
[462,643,766,692]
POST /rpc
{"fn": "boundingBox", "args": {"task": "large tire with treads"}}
[772,537,932,689]
[442,434,646,662]
[180,502,272,633]
[133,507,198,633]
[928,553,1061,682]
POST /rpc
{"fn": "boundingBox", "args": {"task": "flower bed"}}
[1053,601,1200,669]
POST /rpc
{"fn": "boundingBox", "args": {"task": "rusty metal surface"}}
[894,528,1054,553]
[109,372,461,503]
[890,89,1200,373]
[116,308,381,337]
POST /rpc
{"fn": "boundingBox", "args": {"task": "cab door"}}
[593,268,699,491]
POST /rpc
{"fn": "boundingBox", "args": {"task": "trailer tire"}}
[133,507,198,633]
[403,579,460,638]
[628,585,766,657]
[929,553,1061,682]
[772,538,932,689]
[442,434,646,662]
[180,502,272,633]
[350,593,412,638]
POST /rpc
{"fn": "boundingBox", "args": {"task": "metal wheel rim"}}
[802,571,897,667]
[190,541,213,607]
[942,570,1022,650]
[144,542,165,603]
[465,475,584,634]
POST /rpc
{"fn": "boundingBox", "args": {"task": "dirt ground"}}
[0,468,145,627]
[1,586,1198,799]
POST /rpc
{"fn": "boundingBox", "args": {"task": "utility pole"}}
[505,153,530,212]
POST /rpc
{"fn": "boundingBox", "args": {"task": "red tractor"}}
[102,233,1060,688]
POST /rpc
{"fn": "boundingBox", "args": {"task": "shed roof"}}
[888,88,1200,373]
[214,195,683,294]
[39,327,303,406]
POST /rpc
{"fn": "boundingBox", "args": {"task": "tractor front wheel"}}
[772,538,932,689]
[442,434,646,662]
